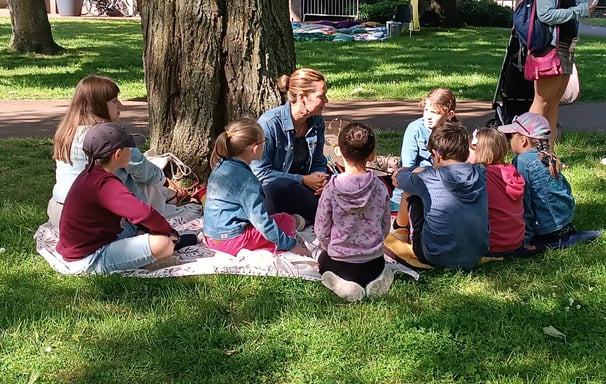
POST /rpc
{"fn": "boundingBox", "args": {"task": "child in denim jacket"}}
[498,112,576,251]
[315,123,392,302]
[203,119,310,257]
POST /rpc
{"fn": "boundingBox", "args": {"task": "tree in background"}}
[140,0,296,178]
[7,0,64,54]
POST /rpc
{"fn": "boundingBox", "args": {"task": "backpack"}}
[513,0,552,52]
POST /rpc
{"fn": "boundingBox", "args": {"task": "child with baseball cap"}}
[56,122,182,273]
[498,112,576,252]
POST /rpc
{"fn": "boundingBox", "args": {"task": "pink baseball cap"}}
[498,112,551,140]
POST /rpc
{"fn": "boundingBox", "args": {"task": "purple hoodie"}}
[315,171,391,263]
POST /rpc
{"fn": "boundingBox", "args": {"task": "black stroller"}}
[487,30,534,127]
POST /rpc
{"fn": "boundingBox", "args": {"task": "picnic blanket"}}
[34,204,418,281]
[292,22,387,42]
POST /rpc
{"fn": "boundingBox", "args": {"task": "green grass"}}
[584,17,606,27]
[1,134,606,383]
[1,17,606,101]
[2,15,606,383]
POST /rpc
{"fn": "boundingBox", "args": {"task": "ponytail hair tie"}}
[226,130,232,138]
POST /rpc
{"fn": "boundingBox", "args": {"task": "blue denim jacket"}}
[203,158,296,251]
[513,150,575,244]
[251,103,327,185]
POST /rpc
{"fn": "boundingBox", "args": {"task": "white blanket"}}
[34,204,418,281]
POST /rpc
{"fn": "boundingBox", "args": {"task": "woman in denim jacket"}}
[48,76,166,228]
[499,112,576,252]
[251,68,329,224]
[530,0,597,152]
[204,119,310,257]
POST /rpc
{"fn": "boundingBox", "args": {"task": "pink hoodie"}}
[486,164,526,253]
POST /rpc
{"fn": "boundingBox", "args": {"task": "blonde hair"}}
[52,76,120,164]
[277,68,325,103]
[472,128,509,166]
[532,138,562,178]
[210,118,264,168]
[420,87,457,115]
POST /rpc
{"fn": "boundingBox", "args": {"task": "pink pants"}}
[205,213,296,256]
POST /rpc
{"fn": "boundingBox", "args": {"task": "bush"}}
[359,0,410,24]
[457,0,513,27]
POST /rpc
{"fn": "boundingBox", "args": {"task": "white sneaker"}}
[292,214,306,231]
[600,158,606,166]
[321,271,365,302]
[365,268,395,299]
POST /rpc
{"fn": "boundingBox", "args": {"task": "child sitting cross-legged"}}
[56,123,181,273]
[390,120,490,271]
[203,118,310,257]
[497,112,600,252]
[315,122,393,302]
[468,127,528,257]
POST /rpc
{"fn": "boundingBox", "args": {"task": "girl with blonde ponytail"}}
[204,119,311,257]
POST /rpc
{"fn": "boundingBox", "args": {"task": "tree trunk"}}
[7,0,64,54]
[141,0,296,179]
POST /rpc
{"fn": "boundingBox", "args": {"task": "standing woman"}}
[529,0,598,152]
[251,68,330,224]
[48,75,165,227]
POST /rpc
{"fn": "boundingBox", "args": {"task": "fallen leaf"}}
[543,325,566,339]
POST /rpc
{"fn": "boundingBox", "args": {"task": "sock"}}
[393,220,408,230]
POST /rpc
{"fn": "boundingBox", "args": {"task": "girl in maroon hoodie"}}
[469,128,529,257]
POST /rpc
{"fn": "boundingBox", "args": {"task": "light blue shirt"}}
[52,126,165,204]
[536,0,590,46]
[392,117,433,205]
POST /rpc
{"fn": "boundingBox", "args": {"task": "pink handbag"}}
[524,47,562,81]
[523,0,562,81]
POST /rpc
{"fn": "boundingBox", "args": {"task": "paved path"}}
[1,99,604,139]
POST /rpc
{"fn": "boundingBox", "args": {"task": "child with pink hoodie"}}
[468,128,527,256]
[315,123,392,302]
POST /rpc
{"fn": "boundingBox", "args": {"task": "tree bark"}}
[141,0,296,179]
[8,0,64,54]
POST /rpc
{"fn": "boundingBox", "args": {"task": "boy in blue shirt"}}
[389,120,490,271]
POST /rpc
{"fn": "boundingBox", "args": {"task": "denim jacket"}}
[251,103,327,185]
[513,150,575,244]
[203,158,296,251]
[537,0,590,46]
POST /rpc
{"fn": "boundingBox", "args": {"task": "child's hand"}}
[391,167,410,188]
[289,244,311,257]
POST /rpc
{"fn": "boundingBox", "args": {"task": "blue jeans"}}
[65,222,155,274]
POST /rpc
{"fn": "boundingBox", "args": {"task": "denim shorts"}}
[65,222,155,274]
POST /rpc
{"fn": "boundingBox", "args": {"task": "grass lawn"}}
[2,16,606,383]
[1,133,606,383]
[584,17,606,27]
[1,17,606,101]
